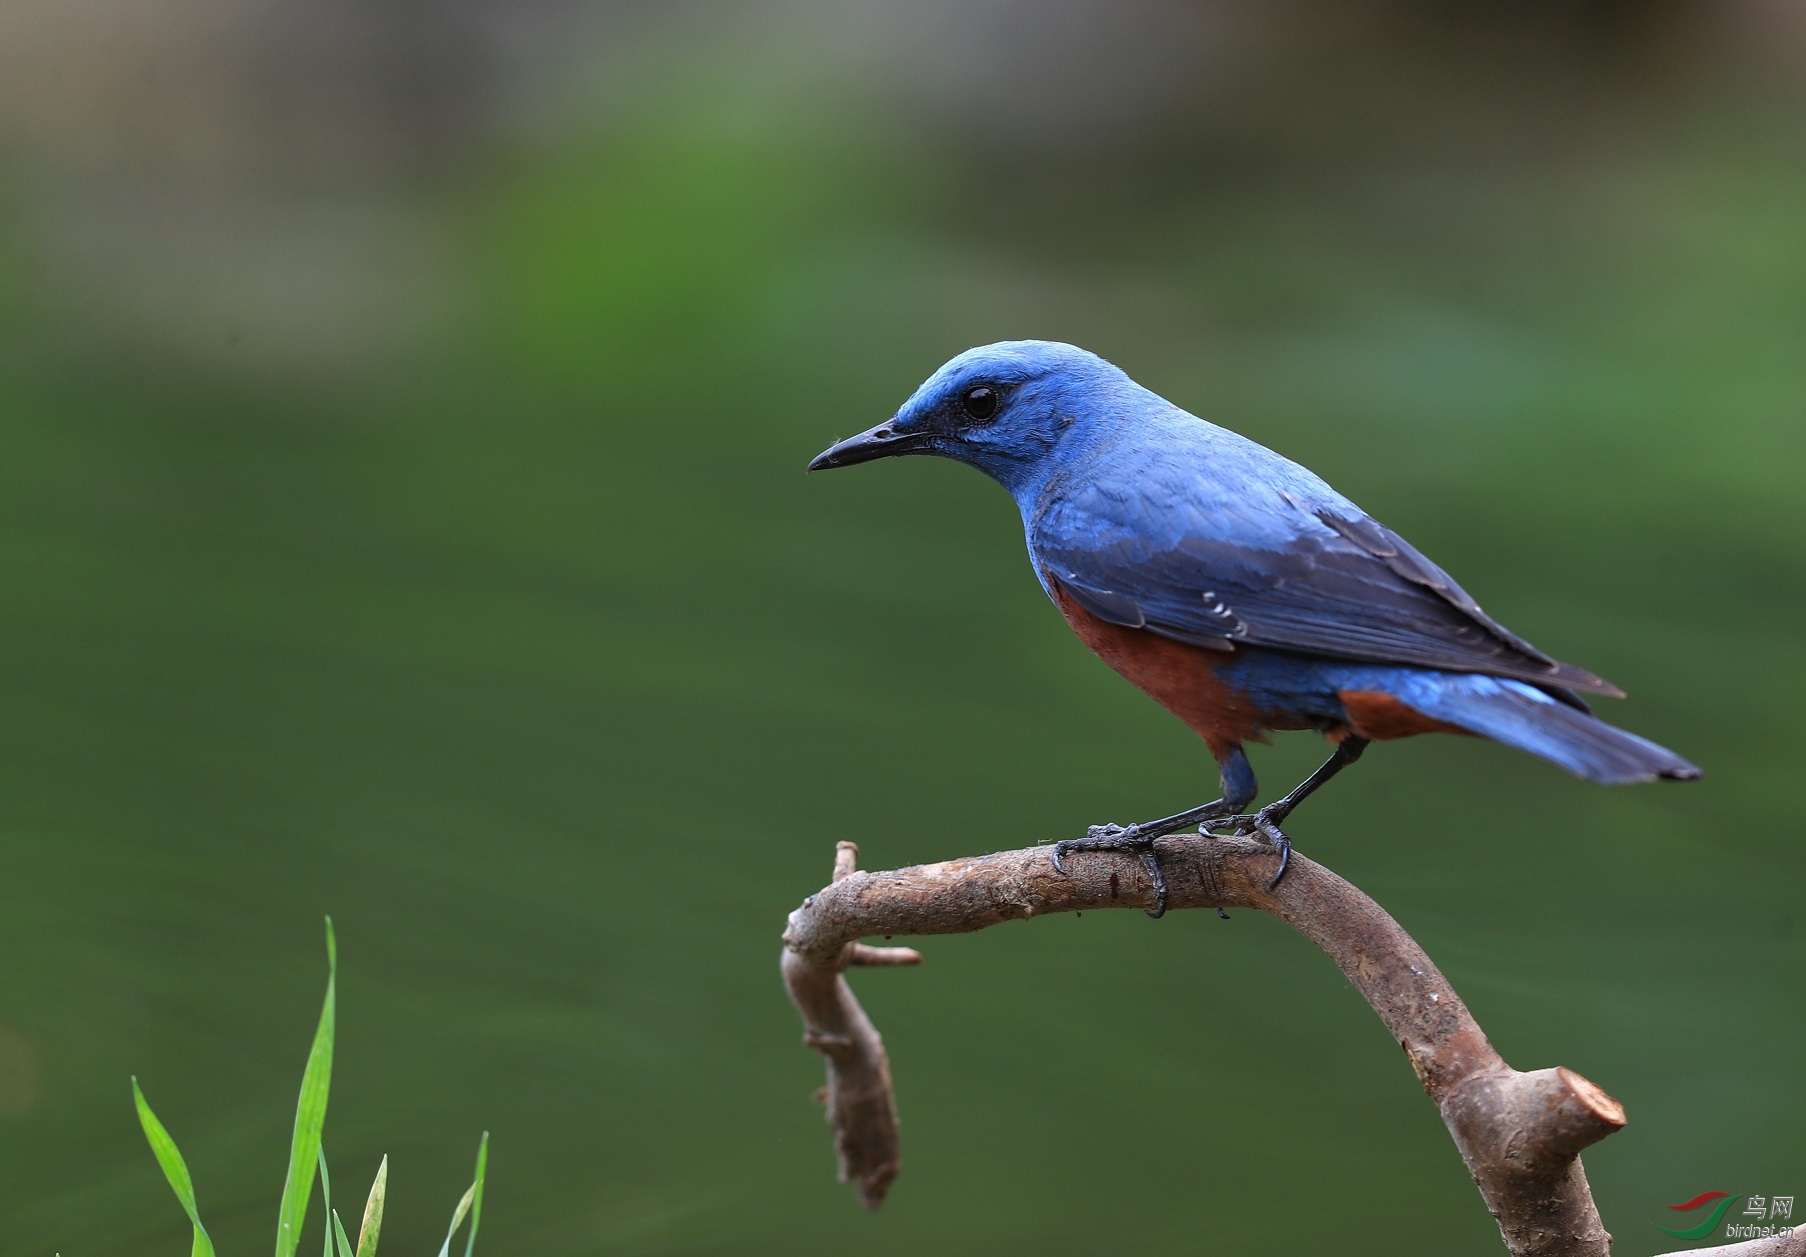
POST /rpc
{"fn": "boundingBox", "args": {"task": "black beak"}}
[806,421,933,471]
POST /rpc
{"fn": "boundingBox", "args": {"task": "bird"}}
[808,341,1699,916]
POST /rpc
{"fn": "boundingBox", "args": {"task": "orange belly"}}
[1048,578,1276,756]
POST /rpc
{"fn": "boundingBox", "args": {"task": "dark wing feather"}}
[1311,509,1550,664]
[1038,504,1622,699]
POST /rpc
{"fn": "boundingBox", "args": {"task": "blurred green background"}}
[0,2,1801,1254]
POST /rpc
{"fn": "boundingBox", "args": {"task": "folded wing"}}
[1033,484,1621,700]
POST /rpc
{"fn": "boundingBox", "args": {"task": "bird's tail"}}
[1401,674,1700,785]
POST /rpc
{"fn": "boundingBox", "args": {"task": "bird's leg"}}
[1213,736,1370,889]
[1259,734,1369,826]
[1053,749,1257,919]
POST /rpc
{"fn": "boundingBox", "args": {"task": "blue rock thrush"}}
[808,341,1698,915]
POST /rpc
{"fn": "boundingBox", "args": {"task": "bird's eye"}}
[962,386,998,421]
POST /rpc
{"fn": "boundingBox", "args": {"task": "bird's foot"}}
[1052,824,1174,919]
[1202,805,1295,890]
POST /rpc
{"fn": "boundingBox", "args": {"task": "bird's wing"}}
[1032,477,1622,698]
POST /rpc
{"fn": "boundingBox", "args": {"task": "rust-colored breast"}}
[1047,577,1270,756]
[1337,690,1473,741]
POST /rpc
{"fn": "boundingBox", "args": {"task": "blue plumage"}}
[897,341,1617,699]
[809,339,1696,898]
[1209,651,1687,785]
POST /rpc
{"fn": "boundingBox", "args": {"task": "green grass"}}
[130,920,488,1257]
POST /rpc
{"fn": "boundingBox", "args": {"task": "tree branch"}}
[779,841,918,1209]
[781,833,1799,1255]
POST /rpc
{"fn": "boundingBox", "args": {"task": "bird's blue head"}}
[807,341,1136,496]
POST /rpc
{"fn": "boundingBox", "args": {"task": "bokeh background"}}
[0,1,1801,1253]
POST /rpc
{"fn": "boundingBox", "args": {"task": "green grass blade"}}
[275,918,338,1257]
[462,1133,488,1257]
[434,1183,475,1257]
[432,1131,491,1257]
[354,1155,387,1257]
[131,1078,216,1257]
[317,1147,335,1257]
[331,1210,356,1257]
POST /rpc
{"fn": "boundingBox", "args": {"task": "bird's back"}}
[1020,389,1618,697]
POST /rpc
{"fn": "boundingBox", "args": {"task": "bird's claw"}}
[1204,807,1295,889]
[1256,822,1292,889]
[1051,824,1169,918]
[1050,797,1296,914]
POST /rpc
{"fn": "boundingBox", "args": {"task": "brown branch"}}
[782,835,1804,1254]
[783,831,1639,1252]
[779,841,918,1208]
